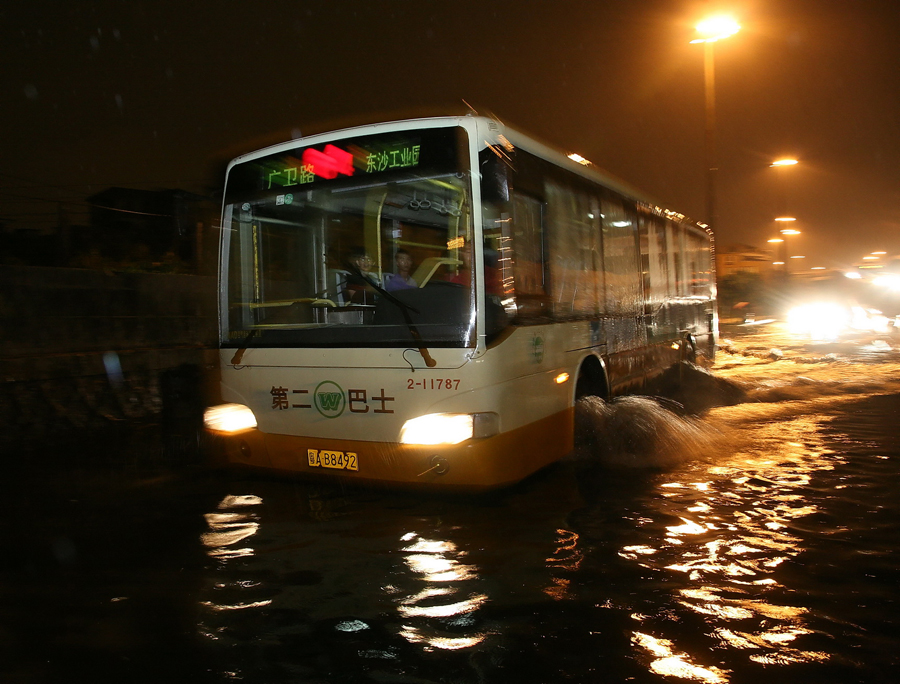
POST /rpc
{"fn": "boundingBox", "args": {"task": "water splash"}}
[646,362,748,415]
[574,395,720,469]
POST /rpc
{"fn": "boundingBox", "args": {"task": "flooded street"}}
[6,322,900,683]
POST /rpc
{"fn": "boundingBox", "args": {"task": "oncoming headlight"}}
[400,413,474,445]
[787,303,848,340]
[204,403,258,433]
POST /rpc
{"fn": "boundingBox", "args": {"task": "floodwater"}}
[5,322,900,683]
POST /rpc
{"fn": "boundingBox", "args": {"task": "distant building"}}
[716,244,774,278]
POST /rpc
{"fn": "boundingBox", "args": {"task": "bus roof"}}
[226,115,708,235]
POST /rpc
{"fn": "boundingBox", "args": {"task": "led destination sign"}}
[225,127,465,202]
[265,142,422,190]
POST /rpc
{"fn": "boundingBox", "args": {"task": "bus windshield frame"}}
[221,125,479,351]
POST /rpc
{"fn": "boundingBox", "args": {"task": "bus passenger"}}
[385,249,418,291]
[345,247,380,304]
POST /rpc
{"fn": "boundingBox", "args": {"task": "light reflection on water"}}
[619,412,837,676]
[188,328,900,682]
[201,495,262,561]
[396,532,489,650]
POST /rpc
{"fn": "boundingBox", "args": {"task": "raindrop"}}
[24,84,38,101]
[90,35,100,52]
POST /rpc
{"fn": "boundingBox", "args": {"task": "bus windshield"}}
[222,126,475,350]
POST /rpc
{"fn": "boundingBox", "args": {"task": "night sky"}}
[2,0,898,268]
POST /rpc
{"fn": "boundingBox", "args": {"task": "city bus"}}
[203,115,716,489]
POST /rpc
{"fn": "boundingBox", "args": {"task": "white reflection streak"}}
[404,553,476,582]
[666,518,708,537]
[198,495,268,639]
[399,626,485,651]
[201,599,273,611]
[403,539,456,554]
[201,495,263,559]
[218,494,263,508]
[633,632,729,684]
[396,534,487,651]
[398,595,487,619]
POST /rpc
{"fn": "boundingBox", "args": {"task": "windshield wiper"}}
[230,328,257,366]
[347,265,436,368]
[230,301,302,365]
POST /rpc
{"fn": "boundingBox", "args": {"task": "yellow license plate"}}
[307,449,359,471]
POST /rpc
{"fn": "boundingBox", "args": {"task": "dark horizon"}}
[2,0,898,269]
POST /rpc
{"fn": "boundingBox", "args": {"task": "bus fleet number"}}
[407,378,460,390]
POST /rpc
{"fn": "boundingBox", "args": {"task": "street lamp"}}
[691,15,740,231]
[768,229,801,276]
[768,157,801,277]
[771,158,799,224]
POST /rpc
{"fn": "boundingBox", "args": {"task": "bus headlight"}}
[399,412,499,445]
[204,403,258,433]
[400,413,473,445]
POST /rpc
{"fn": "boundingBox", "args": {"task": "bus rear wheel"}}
[575,358,609,401]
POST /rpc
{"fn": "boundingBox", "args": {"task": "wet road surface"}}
[4,321,900,683]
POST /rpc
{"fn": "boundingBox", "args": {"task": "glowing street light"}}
[691,15,740,233]
[771,159,800,234]
[691,16,741,43]
[770,227,801,277]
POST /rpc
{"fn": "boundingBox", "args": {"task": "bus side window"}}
[639,213,669,312]
[508,193,549,320]
[545,181,601,320]
[600,196,641,316]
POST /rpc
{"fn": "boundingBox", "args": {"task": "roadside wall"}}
[0,265,219,451]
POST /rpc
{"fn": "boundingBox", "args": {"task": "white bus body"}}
[205,116,716,490]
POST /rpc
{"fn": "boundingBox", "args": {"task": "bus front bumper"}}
[206,408,574,491]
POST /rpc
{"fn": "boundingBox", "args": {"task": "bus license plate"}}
[307,449,358,471]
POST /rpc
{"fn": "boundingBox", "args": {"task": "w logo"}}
[318,393,342,411]
[314,381,345,418]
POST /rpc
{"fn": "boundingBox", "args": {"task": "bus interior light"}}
[400,413,474,445]
[204,403,258,433]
